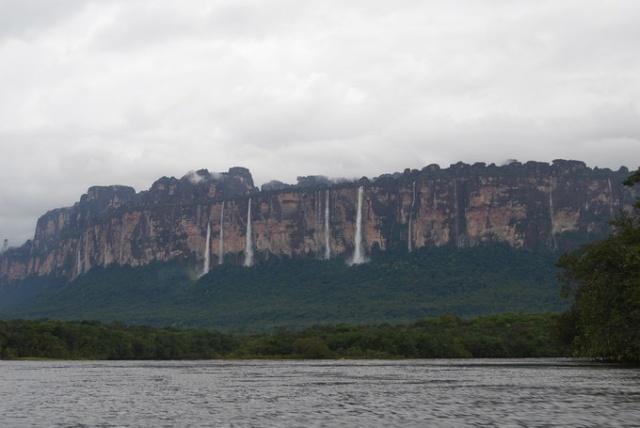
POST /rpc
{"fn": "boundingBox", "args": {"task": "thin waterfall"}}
[201,222,211,277]
[118,229,125,263]
[218,202,225,265]
[549,179,557,250]
[454,180,460,248]
[76,243,82,277]
[351,186,366,265]
[317,190,322,232]
[244,198,254,267]
[316,191,322,255]
[324,189,331,260]
[102,242,109,267]
[608,178,615,216]
[408,181,416,252]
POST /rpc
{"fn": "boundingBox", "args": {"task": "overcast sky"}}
[1,0,640,245]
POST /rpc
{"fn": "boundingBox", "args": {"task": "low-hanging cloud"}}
[1,0,640,246]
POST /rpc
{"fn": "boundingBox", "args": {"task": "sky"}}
[1,0,640,245]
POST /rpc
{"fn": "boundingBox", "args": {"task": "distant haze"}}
[1,0,640,245]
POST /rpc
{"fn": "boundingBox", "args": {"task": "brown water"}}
[0,359,638,427]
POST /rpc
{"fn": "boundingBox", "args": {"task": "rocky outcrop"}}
[0,161,636,283]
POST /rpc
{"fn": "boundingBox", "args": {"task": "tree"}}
[292,337,332,359]
[624,169,640,187]
[557,168,640,363]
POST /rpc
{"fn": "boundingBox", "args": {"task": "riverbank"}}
[0,313,568,360]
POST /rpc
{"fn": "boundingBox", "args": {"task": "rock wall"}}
[0,161,636,283]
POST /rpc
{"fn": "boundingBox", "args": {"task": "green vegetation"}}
[0,245,565,330]
[624,169,640,187]
[558,167,640,363]
[0,313,567,360]
[0,319,235,360]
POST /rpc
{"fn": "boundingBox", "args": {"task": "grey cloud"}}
[1,0,640,246]
[0,0,87,40]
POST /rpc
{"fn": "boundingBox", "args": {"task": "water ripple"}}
[0,359,638,427]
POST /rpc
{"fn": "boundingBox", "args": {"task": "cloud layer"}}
[1,0,640,244]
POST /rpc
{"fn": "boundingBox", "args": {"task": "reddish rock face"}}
[0,161,636,283]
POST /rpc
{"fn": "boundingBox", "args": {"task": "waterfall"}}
[454,180,460,248]
[351,186,366,265]
[608,178,615,216]
[316,191,322,256]
[317,190,322,232]
[102,242,109,266]
[200,222,211,277]
[218,202,225,265]
[244,198,254,267]
[118,229,125,263]
[408,181,416,252]
[76,244,82,277]
[324,189,331,260]
[549,179,557,250]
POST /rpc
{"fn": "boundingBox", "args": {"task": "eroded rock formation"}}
[0,161,636,283]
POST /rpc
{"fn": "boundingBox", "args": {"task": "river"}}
[0,359,638,427]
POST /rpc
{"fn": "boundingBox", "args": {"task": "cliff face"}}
[0,161,636,283]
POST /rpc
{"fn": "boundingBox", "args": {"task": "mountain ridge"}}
[0,159,636,284]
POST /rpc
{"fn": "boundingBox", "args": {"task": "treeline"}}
[0,313,568,360]
[0,320,236,360]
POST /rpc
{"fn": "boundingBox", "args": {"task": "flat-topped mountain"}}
[0,160,636,284]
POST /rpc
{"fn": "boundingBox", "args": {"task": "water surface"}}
[0,359,638,427]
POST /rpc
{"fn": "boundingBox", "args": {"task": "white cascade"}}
[317,191,322,233]
[316,191,322,256]
[324,189,331,260]
[244,198,254,267]
[218,202,225,265]
[549,179,557,250]
[76,243,82,277]
[608,178,615,216]
[201,222,211,277]
[454,180,460,248]
[408,181,416,252]
[351,186,366,265]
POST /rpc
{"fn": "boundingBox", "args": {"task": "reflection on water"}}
[0,359,638,427]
